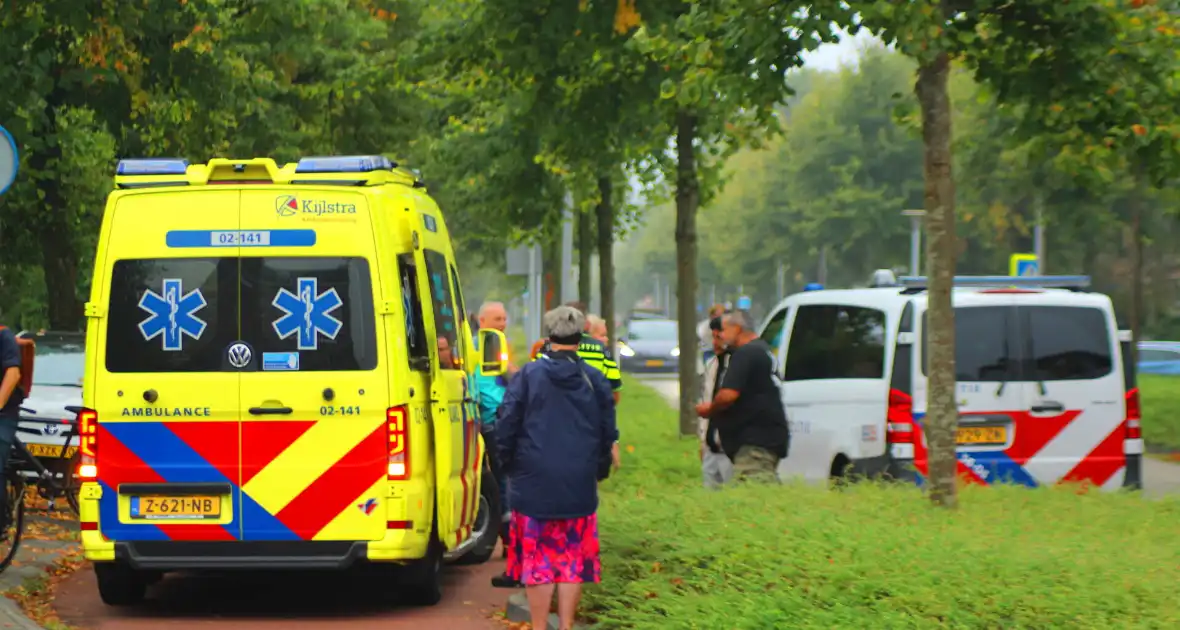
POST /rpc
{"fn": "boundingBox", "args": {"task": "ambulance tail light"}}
[387,405,410,480]
[77,408,98,480]
[886,389,915,444]
[1125,388,1142,440]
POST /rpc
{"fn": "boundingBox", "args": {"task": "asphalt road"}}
[635,374,1180,497]
[54,553,507,630]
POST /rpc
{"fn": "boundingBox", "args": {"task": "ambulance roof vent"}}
[294,155,397,174]
[116,158,190,176]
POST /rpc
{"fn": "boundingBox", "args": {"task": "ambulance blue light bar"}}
[116,158,190,176]
[898,275,1091,289]
[294,155,395,174]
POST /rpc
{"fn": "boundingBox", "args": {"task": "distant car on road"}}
[15,330,83,475]
[627,307,667,321]
[618,318,679,373]
[1137,341,1180,375]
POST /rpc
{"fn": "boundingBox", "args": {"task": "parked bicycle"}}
[0,407,82,572]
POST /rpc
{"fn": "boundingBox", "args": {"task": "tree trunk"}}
[675,111,701,438]
[543,237,559,311]
[578,205,593,306]
[30,84,83,331]
[915,50,958,509]
[596,177,616,348]
[1129,188,1143,357]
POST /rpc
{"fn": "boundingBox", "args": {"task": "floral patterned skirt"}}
[505,511,601,585]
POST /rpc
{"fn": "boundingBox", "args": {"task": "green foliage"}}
[617,45,1180,328]
[1140,374,1180,452]
[589,378,1180,629]
[0,0,429,327]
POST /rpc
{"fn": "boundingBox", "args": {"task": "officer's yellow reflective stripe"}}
[532,334,622,390]
[603,355,622,384]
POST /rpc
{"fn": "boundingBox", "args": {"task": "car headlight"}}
[671,347,680,357]
[617,343,635,357]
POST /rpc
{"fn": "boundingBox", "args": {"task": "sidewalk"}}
[0,510,82,630]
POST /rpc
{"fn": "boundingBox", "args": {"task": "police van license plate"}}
[956,426,1007,445]
[26,444,77,459]
[131,496,221,520]
[645,360,664,367]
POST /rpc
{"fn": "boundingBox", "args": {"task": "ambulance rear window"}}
[105,258,239,373]
[104,257,377,373]
[240,257,377,372]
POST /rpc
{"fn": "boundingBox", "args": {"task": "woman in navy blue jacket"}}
[496,305,619,630]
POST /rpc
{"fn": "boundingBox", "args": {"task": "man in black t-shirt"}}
[695,310,788,483]
[0,326,26,533]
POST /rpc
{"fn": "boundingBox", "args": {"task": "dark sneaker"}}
[491,572,521,588]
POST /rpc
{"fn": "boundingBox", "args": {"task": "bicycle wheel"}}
[63,455,80,516]
[0,474,27,573]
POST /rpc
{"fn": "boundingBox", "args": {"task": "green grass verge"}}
[587,376,1180,629]
[1141,374,1180,452]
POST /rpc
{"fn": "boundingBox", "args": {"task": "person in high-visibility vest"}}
[530,301,622,401]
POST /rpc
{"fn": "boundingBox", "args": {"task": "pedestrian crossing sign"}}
[1009,253,1039,277]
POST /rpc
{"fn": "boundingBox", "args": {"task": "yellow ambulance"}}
[75,156,507,606]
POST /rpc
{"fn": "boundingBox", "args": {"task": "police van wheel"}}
[454,470,499,566]
[95,563,147,606]
[403,541,443,606]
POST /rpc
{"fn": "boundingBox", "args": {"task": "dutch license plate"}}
[956,426,1007,445]
[645,360,664,367]
[26,444,77,459]
[131,496,221,520]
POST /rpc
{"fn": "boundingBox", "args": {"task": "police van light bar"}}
[898,275,1091,289]
[294,155,396,174]
[116,159,190,176]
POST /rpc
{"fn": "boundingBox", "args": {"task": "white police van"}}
[762,273,1142,490]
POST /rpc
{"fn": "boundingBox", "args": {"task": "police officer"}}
[533,301,622,403]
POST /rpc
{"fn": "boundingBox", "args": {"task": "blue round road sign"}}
[0,125,17,196]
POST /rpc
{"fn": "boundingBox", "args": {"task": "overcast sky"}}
[799,28,881,71]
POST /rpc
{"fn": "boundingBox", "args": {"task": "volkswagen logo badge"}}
[228,343,253,369]
[43,424,59,436]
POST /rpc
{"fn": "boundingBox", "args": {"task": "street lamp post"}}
[901,209,926,276]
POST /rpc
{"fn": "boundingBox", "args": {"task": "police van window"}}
[1024,306,1112,381]
[240,257,377,371]
[784,305,886,381]
[398,255,429,368]
[105,258,238,373]
[423,249,462,369]
[760,308,788,355]
[920,306,1015,381]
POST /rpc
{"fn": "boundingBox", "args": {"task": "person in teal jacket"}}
[473,301,516,554]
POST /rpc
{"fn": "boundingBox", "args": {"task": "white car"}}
[760,274,1142,491]
[15,331,83,472]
